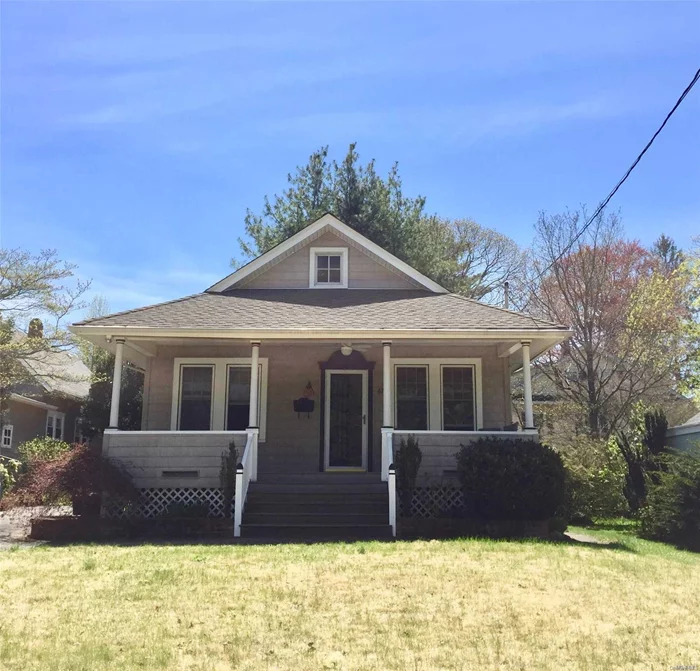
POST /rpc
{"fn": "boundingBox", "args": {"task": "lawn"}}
[1,528,699,671]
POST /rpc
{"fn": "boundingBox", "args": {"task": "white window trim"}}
[1,424,13,449]
[392,358,483,431]
[309,247,349,289]
[46,411,66,440]
[170,358,269,440]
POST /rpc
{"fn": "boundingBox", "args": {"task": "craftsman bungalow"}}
[70,214,571,538]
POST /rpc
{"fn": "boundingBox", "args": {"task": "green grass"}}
[1,528,699,670]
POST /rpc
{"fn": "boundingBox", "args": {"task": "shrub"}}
[640,449,700,551]
[559,437,628,523]
[615,406,670,513]
[0,443,137,511]
[18,437,71,463]
[163,501,210,518]
[0,457,22,496]
[455,438,566,521]
[395,435,422,515]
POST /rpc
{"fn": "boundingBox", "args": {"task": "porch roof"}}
[73,289,568,333]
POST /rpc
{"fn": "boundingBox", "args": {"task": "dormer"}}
[207,213,448,294]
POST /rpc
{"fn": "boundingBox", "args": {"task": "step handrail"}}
[233,429,258,537]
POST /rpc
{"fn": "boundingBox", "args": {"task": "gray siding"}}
[239,231,421,290]
[103,431,247,488]
[138,342,513,475]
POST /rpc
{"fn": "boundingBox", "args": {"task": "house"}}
[70,214,571,538]
[667,411,700,451]
[1,344,90,458]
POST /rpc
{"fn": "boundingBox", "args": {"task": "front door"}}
[324,370,368,470]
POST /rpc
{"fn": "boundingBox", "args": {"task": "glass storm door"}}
[324,370,368,470]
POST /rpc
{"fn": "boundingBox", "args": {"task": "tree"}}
[237,143,523,304]
[527,208,697,437]
[0,249,89,423]
[78,297,143,436]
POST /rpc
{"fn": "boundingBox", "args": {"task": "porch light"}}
[340,344,353,356]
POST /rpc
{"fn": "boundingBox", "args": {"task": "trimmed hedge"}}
[456,438,567,521]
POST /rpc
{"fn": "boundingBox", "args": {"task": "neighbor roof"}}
[73,289,567,332]
[20,348,91,399]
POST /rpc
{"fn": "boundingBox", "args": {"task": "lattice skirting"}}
[401,487,465,519]
[103,488,227,520]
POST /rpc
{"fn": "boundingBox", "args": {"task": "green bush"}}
[455,438,567,521]
[395,435,422,515]
[640,449,700,551]
[18,437,71,463]
[559,437,628,523]
[0,457,22,496]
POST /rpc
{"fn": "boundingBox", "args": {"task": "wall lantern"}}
[293,381,316,418]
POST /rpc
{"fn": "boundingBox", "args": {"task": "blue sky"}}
[1,1,698,316]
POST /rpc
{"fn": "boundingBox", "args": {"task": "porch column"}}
[521,340,534,429]
[108,338,125,429]
[382,341,392,427]
[248,341,261,428]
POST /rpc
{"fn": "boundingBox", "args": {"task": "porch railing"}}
[233,429,259,537]
[381,428,397,536]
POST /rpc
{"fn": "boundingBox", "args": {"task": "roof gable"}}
[207,214,448,294]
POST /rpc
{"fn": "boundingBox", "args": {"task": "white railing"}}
[381,428,397,537]
[233,428,259,537]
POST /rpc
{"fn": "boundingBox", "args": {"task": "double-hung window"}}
[1,425,13,449]
[46,411,65,440]
[441,366,476,431]
[393,359,482,431]
[309,248,348,288]
[395,366,429,430]
[178,365,214,431]
[173,358,268,438]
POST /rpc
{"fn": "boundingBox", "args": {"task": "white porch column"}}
[108,338,125,429]
[382,341,392,428]
[521,340,534,429]
[248,341,261,428]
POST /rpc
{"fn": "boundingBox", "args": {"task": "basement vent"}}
[161,470,199,479]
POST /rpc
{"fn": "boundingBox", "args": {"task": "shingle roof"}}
[73,289,567,332]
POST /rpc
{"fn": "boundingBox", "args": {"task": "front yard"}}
[1,528,698,670]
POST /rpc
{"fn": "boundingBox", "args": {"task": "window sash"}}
[225,364,261,431]
[1,425,12,448]
[178,365,214,431]
[441,366,476,431]
[316,254,342,284]
[395,366,428,430]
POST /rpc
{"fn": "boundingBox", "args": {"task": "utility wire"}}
[524,66,700,304]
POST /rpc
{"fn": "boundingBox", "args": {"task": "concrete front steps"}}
[240,472,392,541]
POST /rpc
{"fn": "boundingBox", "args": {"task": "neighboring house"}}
[667,411,700,451]
[71,214,571,537]
[1,347,91,458]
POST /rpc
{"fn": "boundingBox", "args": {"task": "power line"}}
[527,66,700,293]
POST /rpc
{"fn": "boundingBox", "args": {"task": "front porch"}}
[101,336,541,537]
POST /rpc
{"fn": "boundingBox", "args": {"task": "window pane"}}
[55,416,63,441]
[317,255,329,269]
[442,367,475,430]
[317,268,329,283]
[227,366,251,431]
[179,366,213,430]
[47,415,54,437]
[329,255,341,269]
[396,367,428,430]
[329,268,341,283]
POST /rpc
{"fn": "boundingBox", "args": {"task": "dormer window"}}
[309,247,348,288]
